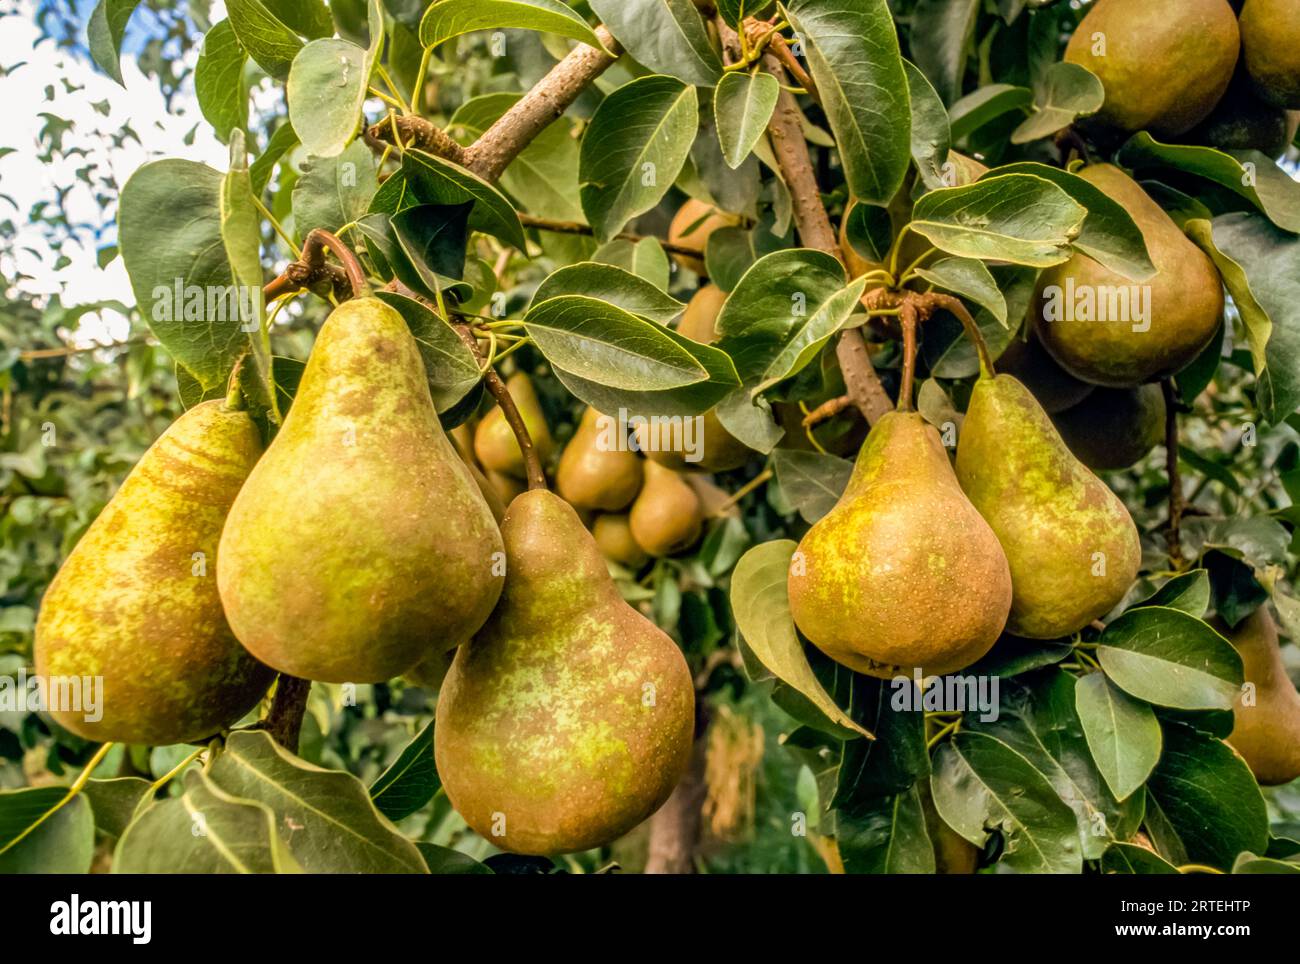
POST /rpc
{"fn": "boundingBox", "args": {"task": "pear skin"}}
[218,297,505,683]
[955,374,1141,639]
[788,411,1012,678]
[556,407,643,511]
[35,400,273,744]
[1052,384,1166,471]
[1218,606,1300,786]
[593,513,650,568]
[1034,165,1224,387]
[629,461,704,557]
[676,285,729,343]
[1240,0,1300,109]
[473,372,554,479]
[435,490,695,855]
[1065,0,1239,137]
[668,199,733,275]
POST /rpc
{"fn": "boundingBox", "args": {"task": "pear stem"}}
[263,675,312,752]
[1162,378,1185,569]
[453,324,548,491]
[930,293,995,379]
[223,355,248,412]
[301,230,369,299]
[897,303,918,412]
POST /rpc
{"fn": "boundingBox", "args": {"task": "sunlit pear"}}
[1216,606,1300,786]
[629,461,704,557]
[473,372,554,479]
[556,406,643,511]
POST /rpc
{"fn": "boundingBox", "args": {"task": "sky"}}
[0,0,229,344]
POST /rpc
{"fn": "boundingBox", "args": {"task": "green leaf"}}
[1097,607,1243,711]
[1144,723,1269,870]
[288,38,370,158]
[1137,569,1211,617]
[593,238,671,292]
[369,719,440,822]
[226,0,305,79]
[196,20,249,144]
[915,257,1007,326]
[903,59,951,190]
[1075,671,1162,802]
[728,540,871,738]
[292,139,379,241]
[207,731,428,873]
[948,83,1033,141]
[532,263,685,324]
[419,0,605,52]
[119,160,243,392]
[87,0,143,86]
[403,149,527,250]
[837,785,936,874]
[771,449,851,524]
[373,291,482,412]
[833,675,929,807]
[579,76,699,242]
[908,173,1087,267]
[83,777,153,840]
[251,122,300,196]
[714,72,780,170]
[784,0,910,204]
[417,842,494,873]
[1233,853,1300,874]
[930,730,1082,873]
[907,0,979,104]
[1101,841,1179,874]
[590,0,722,87]
[1011,61,1103,144]
[266,0,335,38]
[0,787,94,873]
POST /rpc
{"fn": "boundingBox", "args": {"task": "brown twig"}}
[516,213,705,259]
[769,35,818,103]
[928,293,994,377]
[263,231,368,303]
[897,303,918,412]
[365,114,467,164]
[19,334,149,360]
[801,394,854,428]
[262,675,312,753]
[453,324,547,491]
[300,230,368,298]
[1162,378,1185,569]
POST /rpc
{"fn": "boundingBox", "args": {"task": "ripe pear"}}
[955,374,1141,639]
[1034,165,1224,387]
[668,198,733,275]
[556,407,643,511]
[450,428,507,524]
[1189,69,1295,156]
[995,333,1095,414]
[218,297,505,683]
[629,461,704,557]
[486,468,526,507]
[435,490,695,855]
[787,411,1012,678]
[1240,0,1300,109]
[34,400,273,744]
[1064,0,1239,138]
[473,372,554,479]
[1216,606,1300,785]
[593,513,649,568]
[1052,383,1166,471]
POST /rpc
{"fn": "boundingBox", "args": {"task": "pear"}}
[435,490,695,855]
[667,198,733,275]
[473,372,554,479]
[955,374,1141,639]
[34,400,273,744]
[486,468,526,507]
[218,297,505,683]
[450,428,507,524]
[593,513,650,568]
[787,411,1012,678]
[1052,384,1166,471]
[1217,606,1300,786]
[1189,69,1295,156]
[1034,165,1224,388]
[556,407,643,511]
[994,332,1095,414]
[676,284,729,343]
[921,781,978,875]
[1064,0,1239,138]
[1240,0,1300,109]
[629,461,704,557]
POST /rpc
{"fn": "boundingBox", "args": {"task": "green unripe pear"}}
[435,490,695,855]
[788,411,1012,679]
[35,400,273,744]
[956,375,1141,639]
[218,297,505,683]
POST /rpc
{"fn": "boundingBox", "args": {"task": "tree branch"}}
[516,213,704,259]
[263,675,312,753]
[1162,378,1184,569]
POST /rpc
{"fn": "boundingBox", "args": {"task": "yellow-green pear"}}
[435,490,695,855]
[1064,0,1239,137]
[556,407,642,511]
[1052,383,1166,471]
[629,461,704,557]
[218,297,505,683]
[1217,606,1300,786]
[1240,0,1300,108]
[668,199,734,275]
[1034,165,1224,387]
[593,513,650,568]
[473,372,554,479]
[788,411,1012,678]
[955,374,1141,639]
[35,400,273,744]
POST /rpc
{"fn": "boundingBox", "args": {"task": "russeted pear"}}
[955,374,1141,639]
[668,198,733,275]
[1052,383,1166,471]
[473,372,554,479]
[593,513,649,568]
[787,412,1012,678]
[629,461,704,557]
[218,297,505,683]
[1190,69,1295,156]
[1034,165,1224,387]
[1216,606,1300,786]
[35,400,273,744]
[1240,0,1300,109]
[556,407,642,511]
[1064,0,1239,138]
[995,332,1095,414]
[435,490,695,855]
